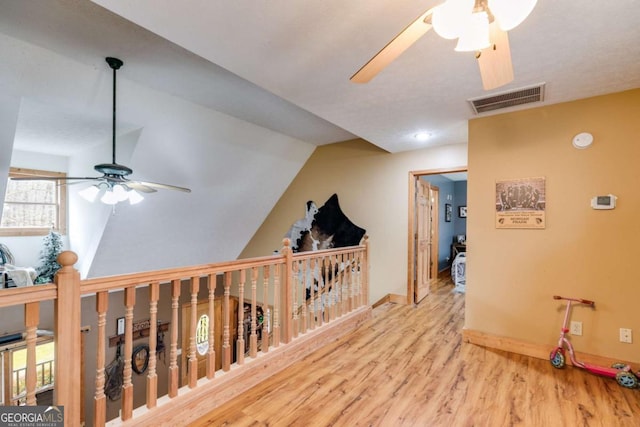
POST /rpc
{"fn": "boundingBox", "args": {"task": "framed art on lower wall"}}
[458,206,467,218]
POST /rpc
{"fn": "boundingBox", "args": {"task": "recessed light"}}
[414,132,431,142]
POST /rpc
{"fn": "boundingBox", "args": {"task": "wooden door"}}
[181,297,237,386]
[415,180,439,303]
[429,186,439,282]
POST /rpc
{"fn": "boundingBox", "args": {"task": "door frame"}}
[407,166,467,304]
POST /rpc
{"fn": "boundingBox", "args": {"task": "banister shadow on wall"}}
[0,237,370,426]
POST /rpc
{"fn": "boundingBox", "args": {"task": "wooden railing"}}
[0,237,370,426]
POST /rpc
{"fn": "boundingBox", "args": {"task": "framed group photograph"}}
[495,176,546,229]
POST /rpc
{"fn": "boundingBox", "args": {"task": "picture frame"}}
[116,317,125,335]
[445,204,452,222]
[458,206,467,218]
[495,177,546,229]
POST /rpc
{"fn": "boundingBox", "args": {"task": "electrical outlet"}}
[570,321,582,336]
[620,328,632,343]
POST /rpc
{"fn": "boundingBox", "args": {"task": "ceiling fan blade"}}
[350,7,436,83]
[124,182,158,193]
[10,176,100,181]
[129,181,191,193]
[59,180,99,187]
[477,22,514,91]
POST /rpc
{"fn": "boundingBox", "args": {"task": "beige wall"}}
[240,139,467,304]
[467,89,640,362]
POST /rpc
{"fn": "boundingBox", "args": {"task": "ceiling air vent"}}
[468,83,545,115]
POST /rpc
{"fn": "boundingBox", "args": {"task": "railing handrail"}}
[0,244,367,304]
[80,254,284,295]
[79,243,366,295]
[0,284,57,308]
[287,243,366,261]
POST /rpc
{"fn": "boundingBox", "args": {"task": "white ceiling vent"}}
[468,83,545,115]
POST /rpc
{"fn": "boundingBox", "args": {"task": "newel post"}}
[54,251,81,427]
[282,238,293,344]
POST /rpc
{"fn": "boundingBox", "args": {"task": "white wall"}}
[0,94,20,221]
[1,32,316,278]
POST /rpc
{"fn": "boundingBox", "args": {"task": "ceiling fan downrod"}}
[106,57,123,167]
[96,57,132,178]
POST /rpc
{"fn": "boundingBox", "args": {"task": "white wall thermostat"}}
[591,194,617,209]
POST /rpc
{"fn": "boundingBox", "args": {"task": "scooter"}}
[549,295,640,389]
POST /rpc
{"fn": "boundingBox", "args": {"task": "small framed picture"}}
[117,317,125,335]
[458,206,467,218]
[445,204,452,222]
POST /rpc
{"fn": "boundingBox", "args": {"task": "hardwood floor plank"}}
[192,276,640,427]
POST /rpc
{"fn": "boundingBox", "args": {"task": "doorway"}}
[408,167,467,304]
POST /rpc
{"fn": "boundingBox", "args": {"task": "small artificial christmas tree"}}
[35,230,63,284]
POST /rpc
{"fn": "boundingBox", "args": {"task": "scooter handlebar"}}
[553,295,595,306]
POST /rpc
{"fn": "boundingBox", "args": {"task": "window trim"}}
[0,167,67,237]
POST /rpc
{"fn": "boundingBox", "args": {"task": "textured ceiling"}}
[90,0,640,152]
[2,0,640,155]
[0,0,355,155]
[13,98,140,156]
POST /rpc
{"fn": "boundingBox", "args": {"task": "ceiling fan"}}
[350,0,537,90]
[12,57,191,205]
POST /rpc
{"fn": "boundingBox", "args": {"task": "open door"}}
[414,180,439,303]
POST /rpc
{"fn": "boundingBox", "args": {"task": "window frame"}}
[1,337,55,405]
[0,167,67,237]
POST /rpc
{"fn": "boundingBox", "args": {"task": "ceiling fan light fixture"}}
[83,183,143,205]
[432,0,475,40]
[488,0,538,31]
[127,189,144,205]
[100,188,119,205]
[112,184,130,202]
[454,11,491,52]
[79,185,101,203]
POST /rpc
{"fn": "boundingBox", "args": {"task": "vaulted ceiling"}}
[2,0,639,155]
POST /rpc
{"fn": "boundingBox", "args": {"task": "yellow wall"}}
[240,139,467,304]
[467,89,640,362]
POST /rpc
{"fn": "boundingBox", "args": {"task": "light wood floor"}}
[193,276,640,426]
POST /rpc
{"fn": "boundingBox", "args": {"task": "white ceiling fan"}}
[350,0,537,90]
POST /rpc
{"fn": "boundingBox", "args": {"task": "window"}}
[0,168,67,236]
[1,338,55,405]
